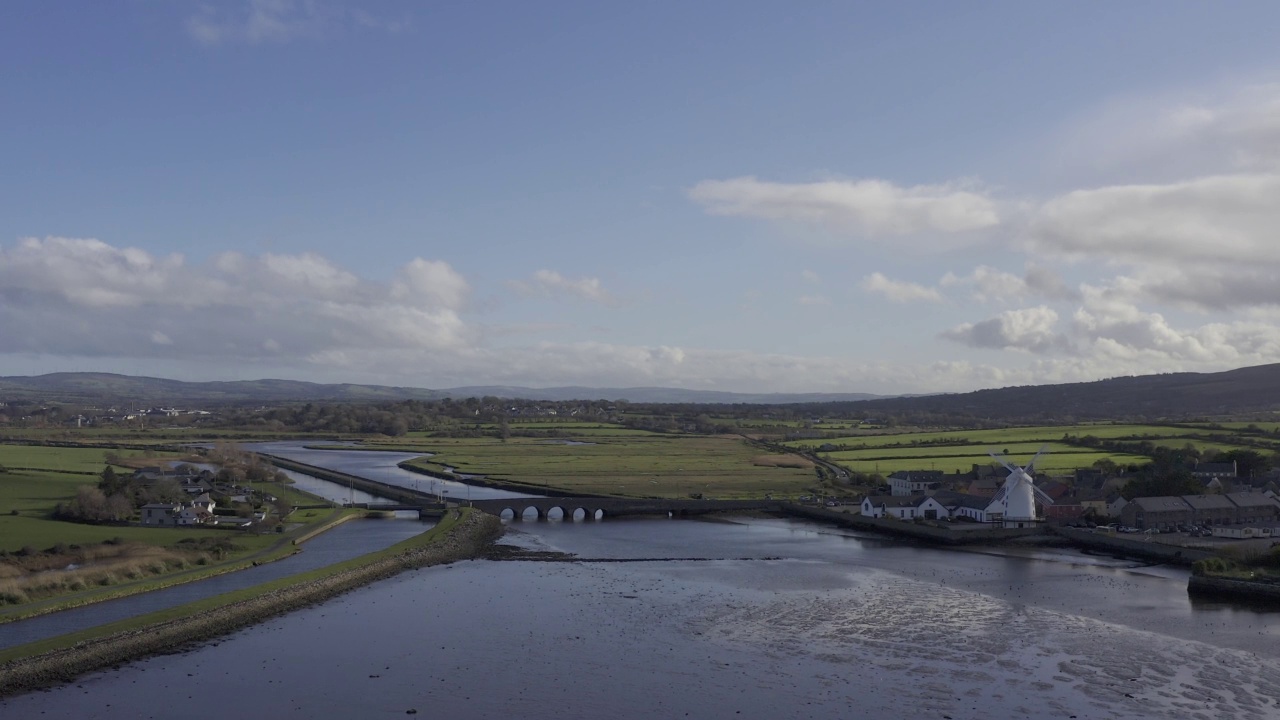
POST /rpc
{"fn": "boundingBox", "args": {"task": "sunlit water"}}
[7,447,1280,718]
[6,515,1280,719]
[243,441,534,501]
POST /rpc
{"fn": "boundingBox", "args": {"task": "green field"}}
[0,444,154,474]
[783,423,1224,450]
[393,435,818,498]
[821,450,1151,475]
[775,421,1280,476]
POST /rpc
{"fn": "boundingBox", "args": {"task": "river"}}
[4,448,1280,719]
[242,441,533,501]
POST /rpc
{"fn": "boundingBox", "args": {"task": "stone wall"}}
[1052,526,1217,566]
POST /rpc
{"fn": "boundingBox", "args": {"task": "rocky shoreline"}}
[0,510,503,697]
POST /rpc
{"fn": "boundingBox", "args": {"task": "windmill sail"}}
[988,447,1049,524]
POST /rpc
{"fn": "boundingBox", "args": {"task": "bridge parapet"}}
[470,497,781,521]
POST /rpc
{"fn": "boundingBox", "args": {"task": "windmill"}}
[988,446,1054,527]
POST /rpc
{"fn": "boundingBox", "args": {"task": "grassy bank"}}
[0,507,359,623]
[0,509,502,695]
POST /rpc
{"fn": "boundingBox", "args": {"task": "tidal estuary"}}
[3,447,1280,719]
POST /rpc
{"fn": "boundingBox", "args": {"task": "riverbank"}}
[0,504,358,628]
[0,508,502,696]
[1188,574,1280,602]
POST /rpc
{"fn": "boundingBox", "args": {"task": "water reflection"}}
[8,514,1280,720]
[242,441,535,501]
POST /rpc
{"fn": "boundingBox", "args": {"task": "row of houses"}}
[141,493,218,527]
[861,489,1029,526]
[1120,492,1280,530]
[133,467,271,505]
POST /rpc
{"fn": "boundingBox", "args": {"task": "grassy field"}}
[775,421,1280,476]
[822,450,1151,475]
[782,423,1226,450]
[0,444,155,474]
[394,435,818,498]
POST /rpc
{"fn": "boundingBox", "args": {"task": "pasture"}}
[397,435,817,498]
[781,422,1280,476]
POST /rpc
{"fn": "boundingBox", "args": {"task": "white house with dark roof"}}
[860,495,949,520]
[1192,461,1237,479]
[887,471,944,497]
[933,491,1000,523]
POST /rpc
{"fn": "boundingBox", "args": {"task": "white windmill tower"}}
[988,446,1054,528]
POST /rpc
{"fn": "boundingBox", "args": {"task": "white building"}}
[861,495,949,520]
[887,471,944,497]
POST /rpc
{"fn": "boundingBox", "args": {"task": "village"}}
[854,458,1280,543]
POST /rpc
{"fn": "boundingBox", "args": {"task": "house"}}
[1105,494,1129,518]
[1120,496,1192,530]
[140,503,181,526]
[860,494,949,520]
[1079,496,1109,517]
[191,493,216,514]
[888,471,943,497]
[1182,494,1238,526]
[1192,461,1238,480]
[1199,476,1225,494]
[1225,492,1280,524]
[965,477,1001,497]
[933,491,998,523]
[176,506,215,526]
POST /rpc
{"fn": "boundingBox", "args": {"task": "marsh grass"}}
[0,540,241,605]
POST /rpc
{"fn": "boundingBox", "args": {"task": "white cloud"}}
[797,295,830,306]
[861,272,942,303]
[1029,173,1280,269]
[939,264,1080,304]
[507,270,615,305]
[1059,83,1280,178]
[391,258,470,310]
[0,237,471,363]
[689,176,999,237]
[187,0,406,46]
[941,306,1065,354]
[801,269,822,285]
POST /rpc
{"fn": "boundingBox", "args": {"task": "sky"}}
[5,1,1280,395]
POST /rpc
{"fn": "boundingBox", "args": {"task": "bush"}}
[1192,557,1240,576]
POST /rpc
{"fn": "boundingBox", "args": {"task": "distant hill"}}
[0,373,448,405]
[444,385,884,404]
[833,363,1280,422]
[5,364,1280,419]
[0,373,883,406]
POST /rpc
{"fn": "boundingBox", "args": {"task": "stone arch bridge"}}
[469,497,782,521]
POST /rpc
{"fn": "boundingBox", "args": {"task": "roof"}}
[864,494,936,508]
[1226,492,1280,509]
[1193,462,1237,476]
[1130,496,1191,513]
[1181,494,1235,510]
[933,490,991,511]
[1038,480,1071,500]
[888,470,944,481]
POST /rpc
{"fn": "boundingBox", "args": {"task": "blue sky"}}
[5,1,1280,393]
